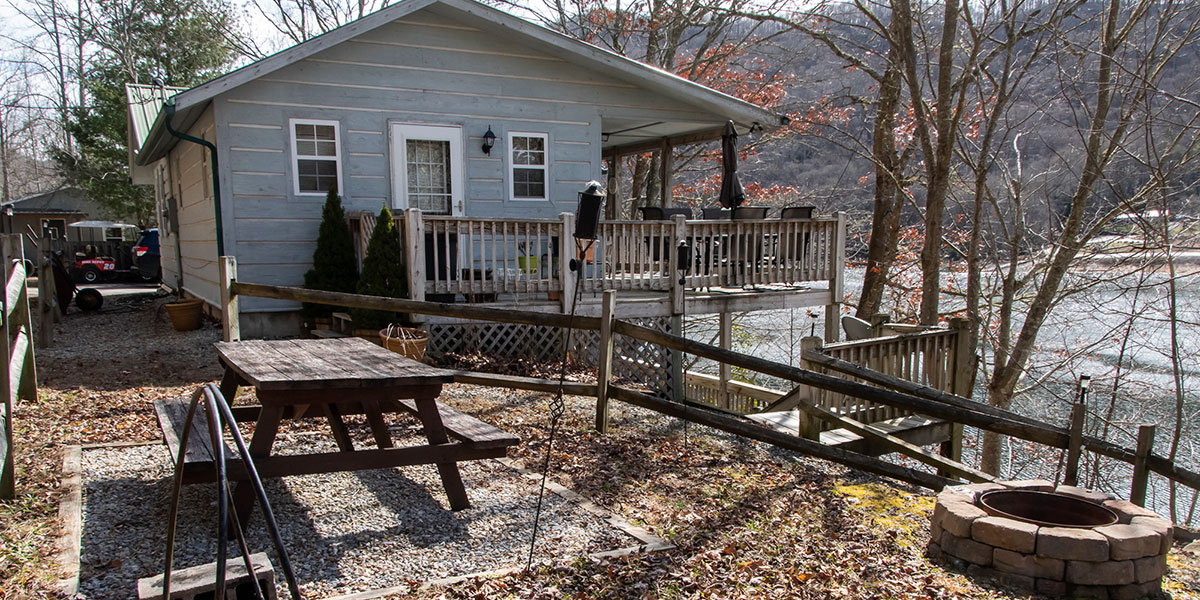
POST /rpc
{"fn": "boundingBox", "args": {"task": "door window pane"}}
[407,139,452,215]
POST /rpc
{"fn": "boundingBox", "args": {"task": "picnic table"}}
[153,337,518,526]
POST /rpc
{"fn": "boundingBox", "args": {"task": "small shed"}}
[0,187,112,260]
[126,0,786,337]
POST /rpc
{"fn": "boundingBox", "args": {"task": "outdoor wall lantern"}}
[481,125,497,155]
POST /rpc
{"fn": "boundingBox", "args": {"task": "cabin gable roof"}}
[133,0,784,164]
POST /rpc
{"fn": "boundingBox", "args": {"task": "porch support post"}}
[404,209,426,316]
[824,211,847,342]
[219,255,240,342]
[605,149,620,220]
[558,212,576,313]
[595,290,616,433]
[719,310,731,405]
[659,139,673,207]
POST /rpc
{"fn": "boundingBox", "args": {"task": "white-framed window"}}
[290,118,342,195]
[509,132,547,200]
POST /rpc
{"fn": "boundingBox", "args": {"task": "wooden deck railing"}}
[352,209,846,311]
[682,323,971,426]
[806,325,970,427]
[1,234,36,499]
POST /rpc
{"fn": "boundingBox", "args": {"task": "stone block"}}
[993,548,1064,580]
[941,500,987,538]
[973,516,1039,553]
[1109,580,1162,600]
[1036,578,1068,597]
[966,563,1034,592]
[1038,527,1110,562]
[1095,524,1161,560]
[1065,560,1135,586]
[1054,485,1116,504]
[1001,479,1054,491]
[941,531,993,566]
[1069,584,1111,599]
[925,540,943,560]
[1129,516,1174,555]
[940,483,1002,503]
[930,518,944,543]
[1132,554,1166,583]
[1102,499,1162,524]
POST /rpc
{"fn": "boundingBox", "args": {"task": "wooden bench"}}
[310,329,348,339]
[154,397,235,481]
[395,399,519,450]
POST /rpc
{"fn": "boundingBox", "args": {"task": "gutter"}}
[163,99,224,256]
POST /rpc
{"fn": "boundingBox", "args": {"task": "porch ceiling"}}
[601,118,730,153]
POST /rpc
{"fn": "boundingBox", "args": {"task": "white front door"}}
[390,124,464,216]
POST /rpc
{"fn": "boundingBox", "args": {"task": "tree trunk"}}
[857,23,906,319]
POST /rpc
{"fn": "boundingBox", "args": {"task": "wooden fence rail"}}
[1,234,37,499]
[220,269,1200,498]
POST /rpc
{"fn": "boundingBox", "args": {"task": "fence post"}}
[1130,423,1155,507]
[824,211,846,342]
[219,256,240,342]
[1063,402,1087,487]
[797,336,824,440]
[1,237,14,498]
[595,290,617,433]
[8,236,34,405]
[719,310,732,407]
[404,209,426,306]
[37,237,53,348]
[558,213,576,314]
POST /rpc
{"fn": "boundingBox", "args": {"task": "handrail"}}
[221,278,1200,497]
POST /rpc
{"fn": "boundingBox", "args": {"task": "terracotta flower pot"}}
[164,298,204,331]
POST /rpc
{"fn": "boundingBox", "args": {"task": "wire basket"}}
[379,325,429,361]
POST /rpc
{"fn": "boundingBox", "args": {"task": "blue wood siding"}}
[213,6,713,312]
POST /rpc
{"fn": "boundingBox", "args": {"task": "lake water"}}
[682,267,1200,525]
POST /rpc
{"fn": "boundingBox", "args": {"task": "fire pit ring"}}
[927,481,1174,599]
[978,489,1119,528]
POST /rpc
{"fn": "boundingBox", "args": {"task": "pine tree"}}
[302,187,359,318]
[351,205,408,330]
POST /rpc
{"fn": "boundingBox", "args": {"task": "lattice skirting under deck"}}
[426,318,674,398]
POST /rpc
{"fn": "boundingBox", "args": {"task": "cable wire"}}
[527,238,593,570]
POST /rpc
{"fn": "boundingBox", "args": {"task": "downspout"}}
[163,99,224,256]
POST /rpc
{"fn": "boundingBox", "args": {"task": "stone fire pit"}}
[927,480,1174,599]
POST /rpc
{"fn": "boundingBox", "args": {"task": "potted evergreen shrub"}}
[352,205,423,355]
[302,187,359,331]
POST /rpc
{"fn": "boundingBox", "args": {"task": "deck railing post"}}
[1130,423,1155,506]
[669,215,686,316]
[942,316,972,467]
[558,213,575,313]
[37,237,53,348]
[595,290,617,433]
[404,209,426,307]
[824,211,846,342]
[219,256,240,342]
[797,336,824,440]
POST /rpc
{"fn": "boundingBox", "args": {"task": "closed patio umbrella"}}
[717,120,745,209]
